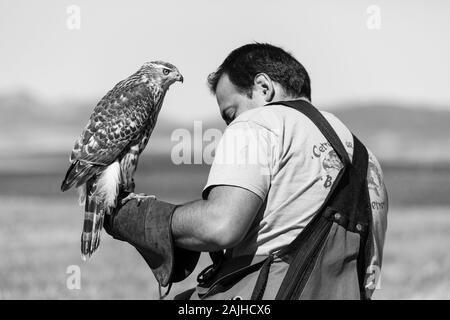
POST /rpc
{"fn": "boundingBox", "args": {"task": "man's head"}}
[207,43,311,124]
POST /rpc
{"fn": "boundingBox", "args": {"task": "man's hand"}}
[171,185,263,252]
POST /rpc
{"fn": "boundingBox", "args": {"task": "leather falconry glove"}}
[103,191,200,297]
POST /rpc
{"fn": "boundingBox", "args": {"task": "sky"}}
[1,0,450,121]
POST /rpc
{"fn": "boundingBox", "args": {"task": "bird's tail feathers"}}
[81,162,121,260]
[81,178,103,260]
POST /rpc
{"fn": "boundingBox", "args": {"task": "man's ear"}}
[254,73,275,102]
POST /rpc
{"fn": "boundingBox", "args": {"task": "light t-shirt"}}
[202,103,386,276]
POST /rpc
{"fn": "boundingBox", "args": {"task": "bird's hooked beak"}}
[176,73,184,83]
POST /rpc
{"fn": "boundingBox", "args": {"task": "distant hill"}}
[1,90,449,163]
[333,104,450,162]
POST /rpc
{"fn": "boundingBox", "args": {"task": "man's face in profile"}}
[215,74,266,125]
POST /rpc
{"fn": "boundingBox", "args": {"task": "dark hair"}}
[207,43,311,100]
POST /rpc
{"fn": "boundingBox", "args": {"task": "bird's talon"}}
[121,193,156,205]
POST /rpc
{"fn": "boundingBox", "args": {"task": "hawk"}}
[61,61,183,260]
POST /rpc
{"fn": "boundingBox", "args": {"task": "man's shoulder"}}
[232,104,344,126]
[230,104,313,134]
[227,104,354,150]
[228,106,284,136]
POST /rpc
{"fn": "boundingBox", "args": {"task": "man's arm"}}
[171,185,263,252]
[365,149,388,298]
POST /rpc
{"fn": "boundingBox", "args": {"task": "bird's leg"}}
[120,146,156,206]
[121,178,155,205]
[121,193,156,205]
[122,177,136,193]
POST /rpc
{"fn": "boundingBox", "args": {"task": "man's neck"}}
[271,94,309,103]
[270,84,310,103]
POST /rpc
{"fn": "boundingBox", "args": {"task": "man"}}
[104,43,388,300]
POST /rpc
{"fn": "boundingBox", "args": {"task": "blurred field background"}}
[1,0,450,300]
[0,92,450,300]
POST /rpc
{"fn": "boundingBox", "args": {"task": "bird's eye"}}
[163,69,170,75]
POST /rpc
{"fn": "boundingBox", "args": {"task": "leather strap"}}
[266,100,351,166]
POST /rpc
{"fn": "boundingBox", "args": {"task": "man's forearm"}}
[171,185,263,252]
[171,199,225,252]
